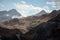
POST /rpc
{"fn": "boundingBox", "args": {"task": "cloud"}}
[54,0,60,10]
[5,14,10,16]
[14,1,50,17]
[46,2,55,5]
[0,3,4,10]
[42,6,51,12]
[21,1,26,4]
[46,1,56,8]
[12,16,23,19]
[0,3,4,7]
[46,0,60,10]
[54,0,60,2]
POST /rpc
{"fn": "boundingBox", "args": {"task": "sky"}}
[0,0,60,17]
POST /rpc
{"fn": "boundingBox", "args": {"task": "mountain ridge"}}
[0,10,60,40]
[0,10,60,33]
[35,10,47,16]
[0,9,21,22]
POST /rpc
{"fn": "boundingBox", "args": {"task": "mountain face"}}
[8,9,21,16]
[0,10,59,33]
[35,10,47,16]
[0,10,60,40]
[0,26,21,40]
[20,10,60,40]
[0,9,21,22]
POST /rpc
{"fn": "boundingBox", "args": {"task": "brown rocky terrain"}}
[20,10,60,40]
[0,10,59,33]
[0,10,60,40]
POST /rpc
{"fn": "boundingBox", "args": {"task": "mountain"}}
[35,10,47,16]
[0,10,60,40]
[8,9,21,17]
[0,26,21,40]
[20,10,60,40]
[0,9,21,22]
[0,10,59,34]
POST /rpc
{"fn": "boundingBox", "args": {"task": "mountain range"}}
[0,9,21,22]
[0,10,59,33]
[0,9,60,40]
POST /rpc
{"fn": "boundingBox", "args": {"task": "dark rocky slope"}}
[0,26,21,40]
[21,10,60,40]
[0,10,60,40]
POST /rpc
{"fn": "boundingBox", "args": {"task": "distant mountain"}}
[8,9,21,16]
[0,9,21,22]
[35,10,47,16]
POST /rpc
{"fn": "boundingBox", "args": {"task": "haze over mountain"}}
[0,9,49,22]
[35,10,47,16]
[0,9,21,22]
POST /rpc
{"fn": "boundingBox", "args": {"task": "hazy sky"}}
[0,0,60,17]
